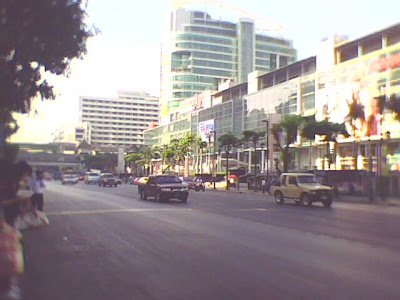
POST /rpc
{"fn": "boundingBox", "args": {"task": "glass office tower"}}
[160,8,297,125]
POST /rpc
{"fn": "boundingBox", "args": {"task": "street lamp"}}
[225,144,230,190]
[210,130,217,189]
[262,119,270,184]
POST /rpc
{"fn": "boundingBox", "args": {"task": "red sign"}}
[369,52,400,73]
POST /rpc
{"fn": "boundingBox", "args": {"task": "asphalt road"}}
[21,181,400,300]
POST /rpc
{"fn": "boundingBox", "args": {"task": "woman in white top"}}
[31,170,46,211]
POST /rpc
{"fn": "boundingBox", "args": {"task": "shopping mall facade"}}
[145,22,400,174]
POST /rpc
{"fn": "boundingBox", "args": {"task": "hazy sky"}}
[11,0,400,143]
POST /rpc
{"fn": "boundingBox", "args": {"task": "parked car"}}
[140,175,189,203]
[98,173,118,187]
[271,173,333,207]
[183,177,205,192]
[62,174,79,185]
[84,172,100,184]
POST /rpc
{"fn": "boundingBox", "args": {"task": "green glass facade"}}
[161,8,297,125]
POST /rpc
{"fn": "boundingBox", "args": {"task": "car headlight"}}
[160,188,170,192]
[182,187,188,191]
[310,190,317,194]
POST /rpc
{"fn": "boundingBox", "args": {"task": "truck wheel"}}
[140,191,147,200]
[301,193,312,207]
[155,191,160,202]
[322,197,333,208]
[181,195,188,203]
[275,191,284,204]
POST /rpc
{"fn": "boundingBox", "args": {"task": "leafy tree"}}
[387,94,400,121]
[125,153,142,176]
[301,116,348,170]
[272,115,302,172]
[0,0,93,156]
[136,146,158,175]
[242,130,265,191]
[218,133,241,189]
[83,153,117,172]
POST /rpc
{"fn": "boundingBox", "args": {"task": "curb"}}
[205,187,400,207]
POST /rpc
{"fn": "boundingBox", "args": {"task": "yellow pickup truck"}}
[271,173,333,208]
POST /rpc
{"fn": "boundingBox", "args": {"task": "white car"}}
[84,172,100,184]
[62,174,79,185]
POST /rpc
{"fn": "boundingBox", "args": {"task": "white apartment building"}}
[79,91,159,148]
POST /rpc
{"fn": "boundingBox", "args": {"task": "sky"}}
[10,0,400,143]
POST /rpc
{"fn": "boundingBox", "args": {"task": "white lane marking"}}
[109,232,143,254]
[47,208,193,216]
[230,208,272,211]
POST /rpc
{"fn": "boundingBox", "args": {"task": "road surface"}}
[21,181,400,300]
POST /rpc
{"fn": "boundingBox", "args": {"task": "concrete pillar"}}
[336,50,341,64]
[382,35,388,48]
[261,149,265,173]
[358,44,363,57]
[248,148,252,173]
[184,156,189,177]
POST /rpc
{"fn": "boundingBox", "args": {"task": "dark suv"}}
[98,173,117,187]
[140,175,189,203]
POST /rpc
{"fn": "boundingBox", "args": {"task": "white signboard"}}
[199,119,214,142]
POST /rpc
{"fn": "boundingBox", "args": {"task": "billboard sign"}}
[316,45,400,140]
[199,119,214,142]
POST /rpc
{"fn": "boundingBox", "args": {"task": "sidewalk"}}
[205,183,400,207]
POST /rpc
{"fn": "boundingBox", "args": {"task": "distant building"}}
[79,91,159,149]
[75,122,92,144]
[147,22,400,174]
[160,8,297,125]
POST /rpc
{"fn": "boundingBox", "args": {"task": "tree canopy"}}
[0,0,93,146]
[218,133,241,152]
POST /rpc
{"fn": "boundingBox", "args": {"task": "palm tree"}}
[125,153,142,176]
[387,94,400,121]
[136,146,160,175]
[272,114,302,172]
[193,136,206,174]
[218,133,241,190]
[301,116,348,170]
[301,116,318,170]
[242,130,265,191]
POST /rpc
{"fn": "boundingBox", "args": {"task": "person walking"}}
[31,171,46,211]
[261,178,266,194]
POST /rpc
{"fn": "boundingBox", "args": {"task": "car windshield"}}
[156,176,182,184]
[102,174,114,178]
[297,176,318,184]
[87,173,99,177]
[64,175,75,179]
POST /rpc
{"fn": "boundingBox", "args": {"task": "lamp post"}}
[210,130,217,189]
[225,145,230,190]
[262,119,270,184]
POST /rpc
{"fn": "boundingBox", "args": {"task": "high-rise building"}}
[79,91,159,148]
[160,8,297,124]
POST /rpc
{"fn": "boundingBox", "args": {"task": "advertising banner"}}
[316,45,400,140]
[199,119,214,142]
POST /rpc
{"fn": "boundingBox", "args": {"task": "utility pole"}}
[226,145,230,190]
[211,130,217,189]
[262,119,270,183]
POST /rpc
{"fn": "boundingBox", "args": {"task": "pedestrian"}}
[0,160,33,226]
[261,178,266,194]
[31,170,46,211]
[0,160,32,299]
